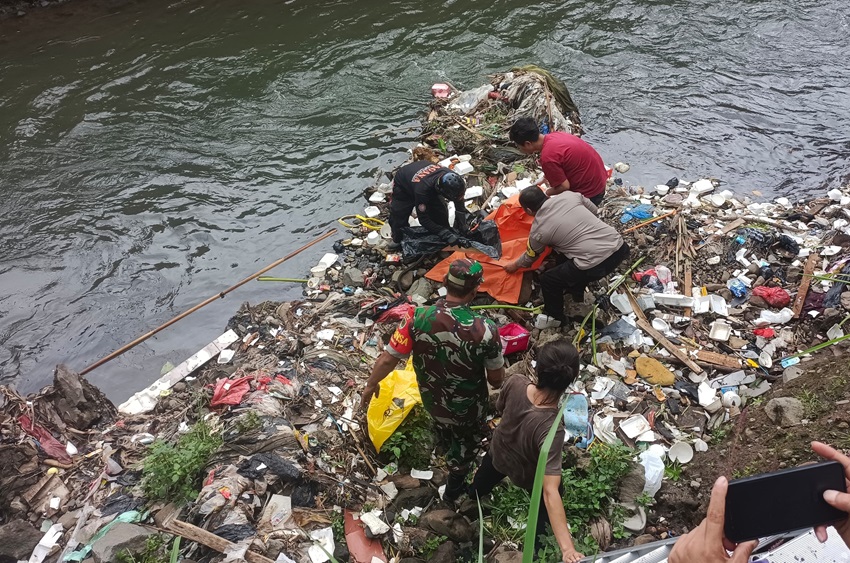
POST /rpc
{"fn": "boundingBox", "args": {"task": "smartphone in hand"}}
[725,461,847,543]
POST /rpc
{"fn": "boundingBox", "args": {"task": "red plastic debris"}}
[376,303,415,324]
[18,415,72,464]
[344,509,387,563]
[210,376,252,407]
[753,286,791,308]
[753,328,776,338]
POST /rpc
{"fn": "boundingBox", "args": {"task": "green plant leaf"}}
[477,493,484,563]
[170,537,181,563]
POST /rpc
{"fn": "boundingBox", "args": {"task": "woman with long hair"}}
[469,338,583,563]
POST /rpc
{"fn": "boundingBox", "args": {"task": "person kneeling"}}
[505,186,629,326]
[469,339,584,563]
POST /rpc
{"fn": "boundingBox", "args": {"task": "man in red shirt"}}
[509,117,608,205]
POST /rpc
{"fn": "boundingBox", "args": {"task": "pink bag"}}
[499,323,531,355]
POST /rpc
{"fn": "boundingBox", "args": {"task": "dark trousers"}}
[469,452,559,552]
[388,199,450,243]
[589,192,604,206]
[540,242,630,322]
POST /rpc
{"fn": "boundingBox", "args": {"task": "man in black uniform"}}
[388,161,468,249]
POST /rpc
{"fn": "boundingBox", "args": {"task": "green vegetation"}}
[421,535,448,559]
[381,405,435,469]
[485,481,531,544]
[560,444,634,556]
[116,535,172,563]
[799,389,827,419]
[635,492,654,508]
[331,510,345,543]
[234,410,262,434]
[732,464,758,479]
[485,444,634,558]
[664,461,683,482]
[708,425,729,443]
[141,419,222,504]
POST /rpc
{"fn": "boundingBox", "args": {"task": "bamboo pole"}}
[79,228,337,375]
[622,209,679,233]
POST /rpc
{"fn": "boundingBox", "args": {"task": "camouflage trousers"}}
[433,420,483,476]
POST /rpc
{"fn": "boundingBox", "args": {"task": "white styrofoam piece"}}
[119,330,240,415]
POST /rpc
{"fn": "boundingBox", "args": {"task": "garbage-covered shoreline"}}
[3,68,850,563]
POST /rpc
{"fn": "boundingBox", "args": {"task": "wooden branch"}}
[623,209,679,233]
[792,253,819,319]
[622,288,648,324]
[156,505,275,563]
[695,350,743,370]
[636,318,703,374]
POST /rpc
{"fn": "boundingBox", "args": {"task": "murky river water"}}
[1,0,848,400]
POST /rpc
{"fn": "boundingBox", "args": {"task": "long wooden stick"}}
[80,229,337,375]
[623,209,679,233]
[636,318,703,374]
[792,253,819,319]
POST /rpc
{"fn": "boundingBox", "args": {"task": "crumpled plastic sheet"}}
[292,480,318,508]
[400,219,502,259]
[100,493,144,517]
[211,376,253,407]
[198,466,254,516]
[823,263,850,309]
[213,523,256,543]
[597,318,638,343]
[376,303,416,324]
[753,286,791,308]
[17,414,72,464]
[620,204,654,224]
[64,511,143,561]
[237,453,302,482]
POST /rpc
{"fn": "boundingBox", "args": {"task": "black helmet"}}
[438,172,466,200]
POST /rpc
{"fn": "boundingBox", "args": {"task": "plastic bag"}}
[367,358,422,452]
[499,323,530,355]
[400,219,502,259]
[754,307,794,327]
[620,204,654,224]
[752,286,791,308]
[450,84,493,113]
[639,450,665,497]
[632,269,664,292]
[211,376,252,407]
[562,393,589,441]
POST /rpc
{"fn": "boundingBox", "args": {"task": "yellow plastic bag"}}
[367,358,422,452]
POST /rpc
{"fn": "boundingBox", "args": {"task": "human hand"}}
[504,262,519,274]
[668,476,758,563]
[812,441,850,547]
[360,383,379,409]
[561,548,583,563]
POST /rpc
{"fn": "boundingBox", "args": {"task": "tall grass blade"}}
[170,537,181,563]
[477,492,485,563]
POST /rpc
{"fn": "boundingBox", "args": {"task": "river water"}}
[1,0,848,400]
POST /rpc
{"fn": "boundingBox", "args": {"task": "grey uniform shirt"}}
[516,191,624,270]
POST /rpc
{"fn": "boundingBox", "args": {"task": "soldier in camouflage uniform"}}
[362,258,505,501]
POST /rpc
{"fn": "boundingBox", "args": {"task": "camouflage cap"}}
[446,258,484,290]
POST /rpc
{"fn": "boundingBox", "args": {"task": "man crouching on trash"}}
[361,258,505,501]
[505,186,630,328]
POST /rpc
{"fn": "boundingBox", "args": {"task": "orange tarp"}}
[426,193,549,304]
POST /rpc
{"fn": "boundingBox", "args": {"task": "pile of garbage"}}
[3,66,850,563]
